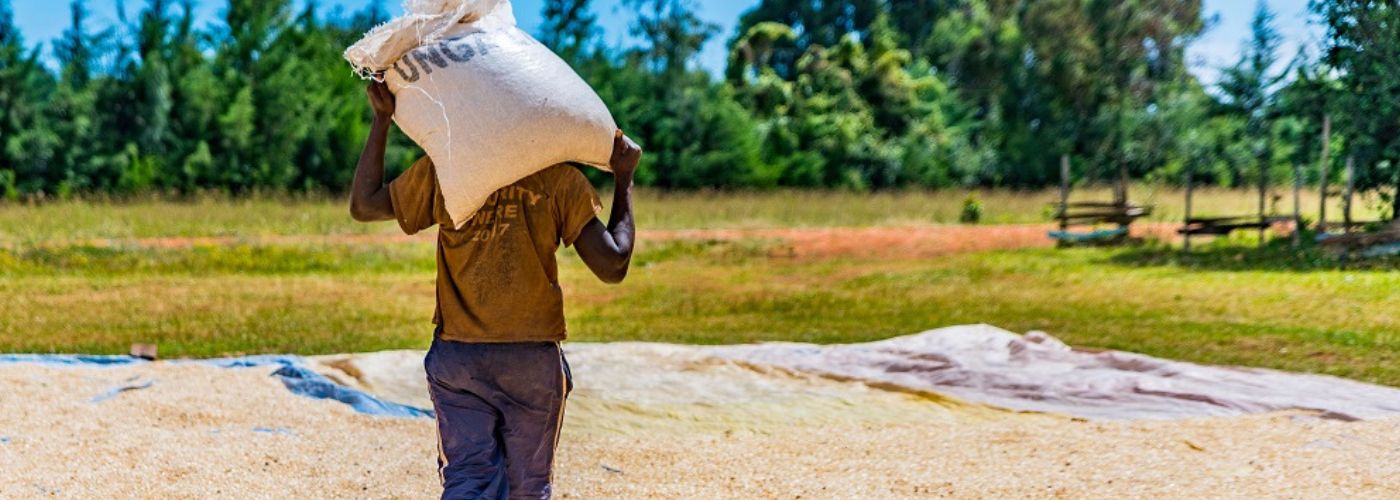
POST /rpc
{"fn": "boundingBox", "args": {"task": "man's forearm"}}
[607,174,635,258]
[350,116,394,222]
[575,132,640,284]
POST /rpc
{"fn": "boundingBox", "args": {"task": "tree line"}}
[0,0,1396,217]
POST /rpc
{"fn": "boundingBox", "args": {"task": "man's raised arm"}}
[575,131,642,284]
[349,81,397,223]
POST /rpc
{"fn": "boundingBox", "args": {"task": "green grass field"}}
[2,191,1397,386]
[1,185,1384,242]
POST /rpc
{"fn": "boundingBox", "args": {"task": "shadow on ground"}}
[1104,234,1400,272]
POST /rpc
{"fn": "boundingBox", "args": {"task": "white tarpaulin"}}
[710,324,1400,420]
[312,325,1400,421]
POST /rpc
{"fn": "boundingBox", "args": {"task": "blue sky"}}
[11,0,1321,86]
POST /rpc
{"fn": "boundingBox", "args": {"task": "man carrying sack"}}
[349,81,641,499]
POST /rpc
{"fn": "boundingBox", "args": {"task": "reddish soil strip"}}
[648,223,1182,260]
[46,232,436,249]
[29,223,1185,260]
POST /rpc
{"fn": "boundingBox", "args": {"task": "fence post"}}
[1184,168,1194,252]
[1059,154,1070,232]
[1317,114,1331,232]
[1258,152,1268,248]
[1344,155,1355,236]
[1293,160,1302,248]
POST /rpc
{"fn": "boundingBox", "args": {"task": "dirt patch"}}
[27,223,1183,261]
[648,223,1181,260]
[53,232,436,249]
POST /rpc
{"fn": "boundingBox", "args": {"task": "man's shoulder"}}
[531,163,584,182]
[411,155,436,173]
[518,163,588,191]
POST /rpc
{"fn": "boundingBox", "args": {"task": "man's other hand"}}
[367,81,396,119]
[350,80,398,223]
[609,130,642,181]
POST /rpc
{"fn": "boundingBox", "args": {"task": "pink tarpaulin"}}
[709,325,1400,420]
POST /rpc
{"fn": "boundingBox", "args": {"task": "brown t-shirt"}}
[389,157,602,343]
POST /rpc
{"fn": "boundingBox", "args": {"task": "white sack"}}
[345,0,616,228]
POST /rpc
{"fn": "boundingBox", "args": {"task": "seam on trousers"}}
[428,378,449,486]
[549,342,568,484]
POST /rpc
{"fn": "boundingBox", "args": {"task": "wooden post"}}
[1117,162,1130,207]
[1344,155,1355,236]
[1293,160,1302,248]
[1184,168,1194,252]
[1059,154,1070,232]
[1258,155,1268,247]
[1317,114,1331,232]
[1117,161,1130,233]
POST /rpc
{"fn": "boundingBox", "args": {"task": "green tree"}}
[609,0,769,188]
[1275,50,1343,187]
[0,0,1348,197]
[624,0,717,83]
[208,0,312,190]
[46,1,114,192]
[1217,1,1284,189]
[540,0,597,64]
[1313,0,1400,218]
[1021,0,1203,189]
[727,21,798,85]
[1,0,58,195]
[736,0,882,53]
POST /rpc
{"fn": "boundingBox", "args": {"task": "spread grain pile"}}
[2,343,1398,498]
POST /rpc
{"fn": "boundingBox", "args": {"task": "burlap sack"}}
[346,0,616,228]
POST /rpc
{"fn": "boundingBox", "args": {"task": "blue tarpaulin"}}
[0,354,432,419]
[269,363,432,418]
[0,354,143,366]
[1360,242,1400,258]
[1048,228,1129,243]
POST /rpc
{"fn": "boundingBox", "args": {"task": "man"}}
[349,81,641,499]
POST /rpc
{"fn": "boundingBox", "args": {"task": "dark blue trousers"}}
[425,334,572,500]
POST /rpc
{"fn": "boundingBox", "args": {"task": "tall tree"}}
[540,0,597,63]
[1217,0,1283,189]
[727,21,799,84]
[1276,48,1342,187]
[1023,0,1203,188]
[46,1,112,192]
[209,0,308,190]
[0,0,58,196]
[624,0,717,81]
[924,0,1027,184]
[1314,0,1400,218]
[615,0,769,188]
[887,0,950,53]
[735,0,882,53]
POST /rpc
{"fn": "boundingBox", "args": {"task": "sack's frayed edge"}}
[344,0,507,80]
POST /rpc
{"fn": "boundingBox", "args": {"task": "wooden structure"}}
[1316,155,1383,236]
[129,343,158,361]
[1050,155,1153,247]
[1180,150,1291,250]
[1320,218,1400,256]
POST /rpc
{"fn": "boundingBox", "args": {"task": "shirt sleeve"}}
[553,165,603,247]
[388,156,441,236]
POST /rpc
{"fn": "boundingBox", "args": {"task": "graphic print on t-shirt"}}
[463,185,545,243]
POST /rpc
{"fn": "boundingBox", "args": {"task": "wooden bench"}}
[1178,216,1294,236]
[1054,202,1154,227]
[1051,202,1152,247]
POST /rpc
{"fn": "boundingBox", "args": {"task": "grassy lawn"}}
[0,186,1384,242]
[2,230,1398,385]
